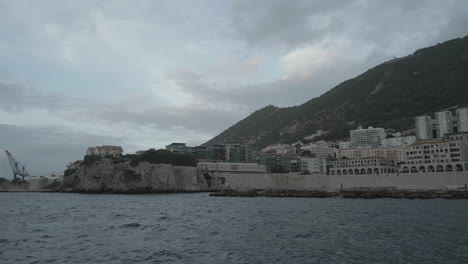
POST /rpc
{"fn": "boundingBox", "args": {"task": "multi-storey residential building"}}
[300,157,327,173]
[337,147,406,162]
[300,143,337,158]
[261,144,296,155]
[86,146,123,157]
[435,111,453,138]
[381,136,417,147]
[225,143,256,163]
[415,115,433,140]
[166,143,190,153]
[350,126,386,148]
[329,157,397,175]
[338,141,351,149]
[401,137,468,173]
[457,108,468,132]
[192,146,207,160]
[206,144,227,161]
[278,155,300,173]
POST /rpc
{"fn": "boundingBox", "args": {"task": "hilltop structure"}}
[86,145,123,157]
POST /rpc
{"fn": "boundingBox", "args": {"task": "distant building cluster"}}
[415,107,468,140]
[83,107,468,176]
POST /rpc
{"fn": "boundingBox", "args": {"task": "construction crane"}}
[4,150,29,181]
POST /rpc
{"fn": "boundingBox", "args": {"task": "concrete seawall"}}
[215,172,468,191]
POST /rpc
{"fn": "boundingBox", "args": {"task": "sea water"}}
[1,192,467,263]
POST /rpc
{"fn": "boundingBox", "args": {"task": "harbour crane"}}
[4,150,29,181]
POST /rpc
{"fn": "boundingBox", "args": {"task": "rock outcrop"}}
[63,159,226,193]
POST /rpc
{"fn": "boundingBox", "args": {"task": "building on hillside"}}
[350,126,386,148]
[329,157,397,175]
[339,141,351,149]
[381,136,417,147]
[278,156,300,173]
[456,108,468,132]
[300,157,327,173]
[260,144,296,155]
[86,145,123,157]
[300,144,337,158]
[192,146,207,160]
[435,111,453,138]
[401,137,468,173]
[225,143,256,163]
[166,143,190,153]
[415,115,433,140]
[337,147,406,163]
[197,162,266,174]
[206,144,227,161]
[257,154,277,172]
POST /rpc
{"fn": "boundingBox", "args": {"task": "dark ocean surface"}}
[1,192,467,264]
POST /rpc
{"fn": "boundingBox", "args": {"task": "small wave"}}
[121,223,141,228]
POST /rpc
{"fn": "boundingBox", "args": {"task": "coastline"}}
[210,189,468,199]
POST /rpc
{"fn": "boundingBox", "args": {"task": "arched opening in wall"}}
[428,166,434,172]
[446,164,453,172]
[337,170,342,175]
[455,164,463,172]
[348,169,353,175]
[343,170,348,175]
[367,168,373,174]
[331,170,335,175]
[402,167,409,173]
[374,168,379,174]
[419,166,426,173]
[361,169,366,174]
[355,169,360,175]
[411,166,418,173]
[436,165,444,172]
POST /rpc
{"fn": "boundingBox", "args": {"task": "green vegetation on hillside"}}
[129,149,196,167]
[205,36,468,149]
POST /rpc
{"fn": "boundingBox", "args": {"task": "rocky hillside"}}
[63,159,225,193]
[204,36,468,149]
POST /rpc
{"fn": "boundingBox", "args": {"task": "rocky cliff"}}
[63,159,226,193]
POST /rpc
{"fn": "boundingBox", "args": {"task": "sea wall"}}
[0,178,60,192]
[216,172,468,191]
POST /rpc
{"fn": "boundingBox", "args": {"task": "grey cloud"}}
[0,80,84,112]
[96,104,242,135]
[0,123,124,177]
[230,0,468,50]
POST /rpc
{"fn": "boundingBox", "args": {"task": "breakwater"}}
[210,189,468,199]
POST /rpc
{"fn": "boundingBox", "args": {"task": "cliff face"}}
[63,159,225,193]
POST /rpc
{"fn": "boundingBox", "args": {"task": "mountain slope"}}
[204,36,468,149]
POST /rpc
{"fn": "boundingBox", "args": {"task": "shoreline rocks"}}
[210,189,468,199]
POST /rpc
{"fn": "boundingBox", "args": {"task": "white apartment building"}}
[350,126,386,148]
[401,137,468,173]
[261,144,296,155]
[435,111,453,138]
[381,136,417,147]
[415,115,432,140]
[339,141,351,149]
[300,144,337,158]
[329,157,397,175]
[337,147,406,162]
[300,157,327,173]
[457,108,468,132]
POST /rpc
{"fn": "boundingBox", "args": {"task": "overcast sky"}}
[1,0,468,177]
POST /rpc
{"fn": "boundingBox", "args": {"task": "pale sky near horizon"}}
[1,0,468,176]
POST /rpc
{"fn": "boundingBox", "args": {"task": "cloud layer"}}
[1,0,468,176]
